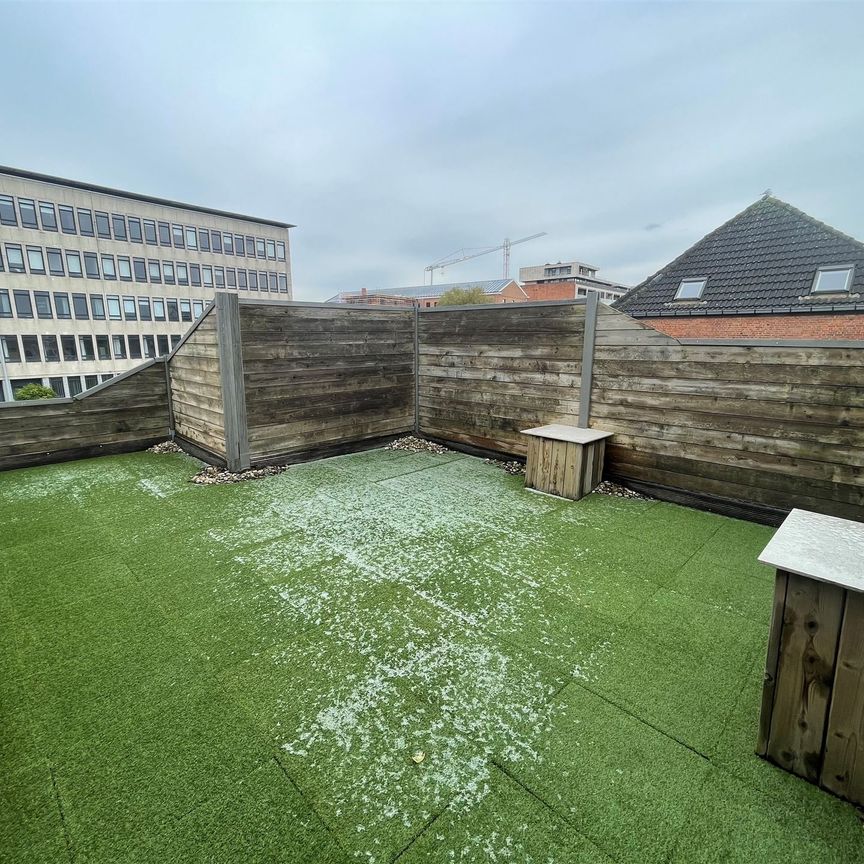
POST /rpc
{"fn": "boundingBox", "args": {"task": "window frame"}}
[18,198,38,228]
[77,208,95,236]
[812,265,854,294]
[674,278,707,301]
[38,201,58,232]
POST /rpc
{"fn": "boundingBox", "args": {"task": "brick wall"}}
[522,281,576,301]
[644,313,864,340]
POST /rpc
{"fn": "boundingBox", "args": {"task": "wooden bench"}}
[521,424,613,500]
[756,508,864,807]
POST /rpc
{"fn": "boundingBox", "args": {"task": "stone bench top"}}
[758,508,864,593]
[520,424,613,445]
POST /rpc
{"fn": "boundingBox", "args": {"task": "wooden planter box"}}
[521,424,613,500]
[757,509,864,807]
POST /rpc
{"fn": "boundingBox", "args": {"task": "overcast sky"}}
[4,1,863,299]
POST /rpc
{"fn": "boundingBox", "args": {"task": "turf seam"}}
[390,804,450,863]
[49,762,75,864]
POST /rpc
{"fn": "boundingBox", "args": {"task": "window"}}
[112,335,127,359]
[21,335,41,362]
[248,270,258,290]
[0,290,11,316]
[211,231,222,253]
[96,335,111,360]
[278,273,288,292]
[158,221,171,246]
[26,247,46,274]
[193,299,204,318]
[117,257,132,281]
[84,375,100,390]
[106,295,122,319]
[266,240,276,260]
[812,266,854,294]
[61,335,77,361]
[172,224,184,247]
[256,238,266,258]
[123,296,137,320]
[54,292,72,318]
[153,298,166,320]
[95,211,111,238]
[83,252,100,279]
[59,205,76,234]
[167,299,179,321]
[226,268,236,288]
[143,335,156,358]
[128,335,142,359]
[238,269,247,289]
[199,228,210,251]
[14,290,33,318]
[148,260,161,282]
[0,195,17,226]
[177,262,188,285]
[246,235,255,257]
[143,219,158,245]
[42,336,60,362]
[112,214,127,240]
[202,266,213,287]
[190,264,201,286]
[235,235,245,256]
[268,272,277,291]
[67,376,83,396]
[101,255,117,280]
[276,241,286,261]
[260,271,269,291]
[163,261,175,284]
[72,293,89,319]
[49,377,65,396]
[133,257,147,282]
[2,335,21,362]
[79,335,95,361]
[170,334,181,349]
[90,294,106,319]
[39,202,58,231]
[138,297,152,321]
[128,216,142,242]
[185,226,197,249]
[46,248,64,276]
[5,244,25,272]
[18,198,38,228]
[180,298,192,321]
[674,278,707,300]
[223,233,233,254]
[34,291,52,318]
[65,250,83,277]
[214,267,225,288]
[77,208,95,236]
[157,334,169,356]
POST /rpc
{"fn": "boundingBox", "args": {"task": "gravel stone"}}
[384,436,453,455]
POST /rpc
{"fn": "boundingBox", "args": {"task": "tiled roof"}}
[328,279,518,302]
[615,197,864,317]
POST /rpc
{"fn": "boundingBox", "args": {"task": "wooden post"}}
[215,292,250,472]
[578,291,598,428]
[413,302,420,436]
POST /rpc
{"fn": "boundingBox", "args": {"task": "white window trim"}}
[811,265,854,294]
[674,278,707,300]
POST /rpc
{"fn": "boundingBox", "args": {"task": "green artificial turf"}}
[2,448,862,863]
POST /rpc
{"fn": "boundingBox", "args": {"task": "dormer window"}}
[674,278,706,300]
[812,266,853,294]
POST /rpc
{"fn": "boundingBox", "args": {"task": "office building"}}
[0,166,293,399]
[519,260,627,304]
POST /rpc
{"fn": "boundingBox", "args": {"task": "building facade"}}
[518,260,627,304]
[0,167,293,400]
[328,279,527,307]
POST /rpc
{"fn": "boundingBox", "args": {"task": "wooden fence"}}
[0,360,170,471]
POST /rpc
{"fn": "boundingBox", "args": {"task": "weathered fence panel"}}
[417,301,586,455]
[0,361,170,471]
[239,301,415,464]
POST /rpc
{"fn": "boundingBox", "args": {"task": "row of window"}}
[0,288,206,323]
[1,332,181,365]
[0,242,289,292]
[0,194,286,261]
[673,266,855,301]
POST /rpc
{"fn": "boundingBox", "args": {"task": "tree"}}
[436,286,493,306]
[14,383,56,400]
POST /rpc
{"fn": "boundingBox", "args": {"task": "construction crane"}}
[424,232,547,284]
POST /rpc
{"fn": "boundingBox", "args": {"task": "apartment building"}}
[518,260,627,304]
[0,167,293,400]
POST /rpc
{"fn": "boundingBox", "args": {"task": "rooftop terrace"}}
[3,447,862,863]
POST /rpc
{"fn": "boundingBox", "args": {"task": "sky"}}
[3,0,863,300]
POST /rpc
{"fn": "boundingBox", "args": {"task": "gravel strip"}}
[385,436,453,455]
[483,458,526,476]
[594,480,654,500]
[190,465,287,485]
[146,441,184,454]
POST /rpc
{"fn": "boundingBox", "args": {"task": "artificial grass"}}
[2,448,862,863]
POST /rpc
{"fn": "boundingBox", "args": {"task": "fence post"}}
[413,302,420,436]
[578,292,599,428]
[163,358,176,439]
[215,292,250,471]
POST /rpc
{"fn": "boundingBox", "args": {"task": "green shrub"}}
[14,383,57,400]
[437,286,494,306]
